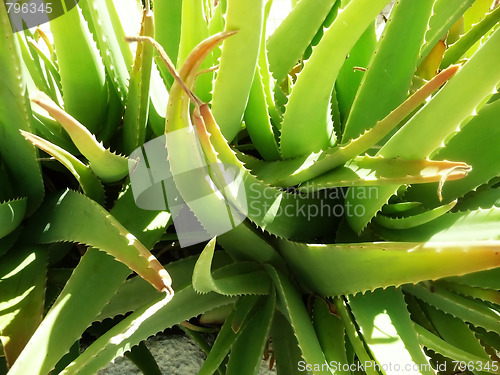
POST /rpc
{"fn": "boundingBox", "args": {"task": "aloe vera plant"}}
[1,0,500,374]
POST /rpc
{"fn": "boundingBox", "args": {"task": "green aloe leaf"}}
[267,0,338,84]
[452,283,500,310]
[404,98,500,208]
[334,296,381,375]
[123,341,162,375]
[122,7,155,154]
[443,265,500,291]
[346,25,500,233]
[226,289,275,375]
[153,0,182,88]
[211,0,265,142]
[312,297,350,373]
[0,3,44,214]
[177,0,212,103]
[17,34,53,100]
[342,0,435,141]
[414,324,496,371]
[59,278,236,374]
[373,206,500,242]
[419,300,491,360]
[348,288,434,375]
[278,240,500,296]
[279,0,391,158]
[405,284,500,335]
[79,0,131,103]
[20,131,105,205]
[208,0,226,52]
[31,91,129,183]
[230,295,261,333]
[265,265,331,375]
[198,296,260,375]
[456,187,500,212]
[30,110,78,154]
[270,310,304,375]
[25,190,172,293]
[244,66,281,161]
[463,0,493,33]
[381,202,422,215]
[192,238,271,296]
[298,157,470,191]
[50,4,107,133]
[441,4,500,68]
[0,228,21,259]
[335,22,376,126]
[217,221,287,272]
[97,253,233,321]
[419,0,476,64]
[0,198,27,240]
[373,200,457,230]
[8,187,170,375]
[0,246,47,367]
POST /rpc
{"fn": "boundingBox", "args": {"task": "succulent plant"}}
[1,0,500,374]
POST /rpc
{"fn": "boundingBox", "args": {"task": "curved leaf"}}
[267,0,338,83]
[8,187,170,375]
[193,238,271,296]
[348,288,434,375]
[347,26,500,233]
[20,131,105,205]
[0,198,27,240]
[279,0,391,158]
[26,190,172,292]
[0,4,44,214]
[0,246,47,367]
[31,91,129,182]
[211,0,265,142]
[60,282,235,374]
[278,239,500,296]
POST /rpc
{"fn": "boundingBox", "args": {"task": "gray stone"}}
[98,334,276,375]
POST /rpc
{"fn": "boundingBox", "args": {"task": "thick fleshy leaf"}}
[226,289,275,375]
[348,288,434,375]
[312,297,350,373]
[25,190,172,293]
[211,0,265,142]
[31,91,129,183]
[346,26,500,233]
[8,187,170,375]
[405,284,500,335]
[278,240,500,296]
[0,199,27,240]
[265,265,331,375]
[20,131,105,205]
[193,239,270,296]
[267,0,338,84]
[0,246,47,367]
[342,0,434,141]
[60,281,235,374]
[279,0,391,158]
[0,4,44,214]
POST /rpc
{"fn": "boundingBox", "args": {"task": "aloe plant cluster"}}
[1,0,500,374]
